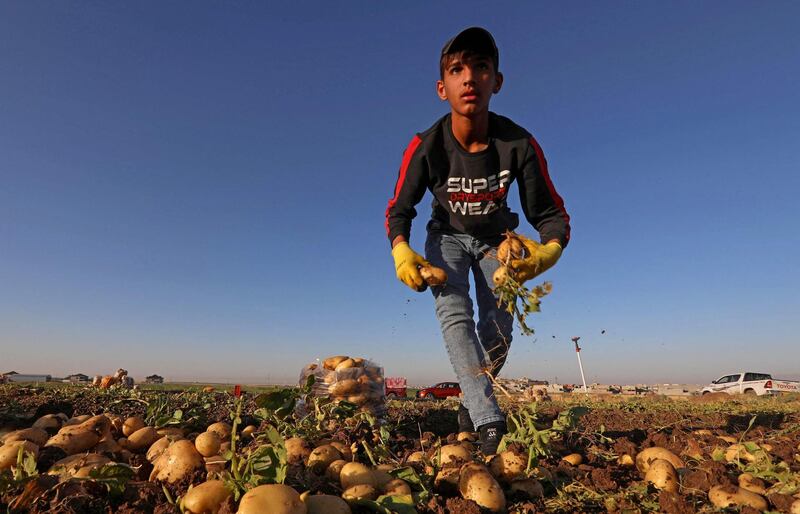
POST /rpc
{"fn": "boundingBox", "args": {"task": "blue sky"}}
[1,2,798,386]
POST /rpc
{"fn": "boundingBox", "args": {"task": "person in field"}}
[385,27,570,454]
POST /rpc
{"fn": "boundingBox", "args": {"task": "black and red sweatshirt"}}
[385,112,570,248]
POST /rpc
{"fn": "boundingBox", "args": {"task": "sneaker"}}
[478,421,507,455]
[457,404,475,433]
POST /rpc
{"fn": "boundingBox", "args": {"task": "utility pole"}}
[571,336,588,393]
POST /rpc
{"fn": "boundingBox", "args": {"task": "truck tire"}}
[744,388,757,395]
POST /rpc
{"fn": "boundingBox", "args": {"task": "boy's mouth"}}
[461,91,478,101]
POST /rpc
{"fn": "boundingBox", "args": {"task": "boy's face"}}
[437,52,503,118]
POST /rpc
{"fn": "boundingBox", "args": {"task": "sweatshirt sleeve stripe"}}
[529,136,571,243]
[384,135,423,237]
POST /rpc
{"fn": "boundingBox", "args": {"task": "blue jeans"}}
[425,230,514,429]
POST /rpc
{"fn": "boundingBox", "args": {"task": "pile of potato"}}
[300,355,386,416]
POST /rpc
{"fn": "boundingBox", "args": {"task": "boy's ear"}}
[436,80,447,101]
[493,72,504,94]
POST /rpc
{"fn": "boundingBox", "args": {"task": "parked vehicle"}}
[385,377,407,398]
[416,381,461,400]
[700,372,800,396]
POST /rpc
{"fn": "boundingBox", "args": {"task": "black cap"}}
[440,27,499,69]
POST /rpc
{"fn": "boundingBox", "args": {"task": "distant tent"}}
[145,374,164,384]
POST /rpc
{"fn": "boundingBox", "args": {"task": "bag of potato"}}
[298,355,386,418]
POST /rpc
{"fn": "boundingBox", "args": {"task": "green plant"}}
[494,280,552,335]
[221,396,288,501]
[499,404,589,471]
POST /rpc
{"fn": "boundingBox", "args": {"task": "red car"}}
[416,381,461,400]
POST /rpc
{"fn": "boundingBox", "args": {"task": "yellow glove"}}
[392,242,430,292]
[509,236,562,282]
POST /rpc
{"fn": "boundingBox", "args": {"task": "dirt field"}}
[1,384,798,513]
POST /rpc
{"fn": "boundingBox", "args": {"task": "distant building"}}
[64,373,90,383]
[5,374,52,383]
[145,374,164,384]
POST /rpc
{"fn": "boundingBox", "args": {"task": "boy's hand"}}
[392,242,429,292]
[509,236,562,282]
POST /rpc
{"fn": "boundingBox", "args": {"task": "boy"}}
[385,27,570,454]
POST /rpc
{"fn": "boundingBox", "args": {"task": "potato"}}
[157,427,185,439]
[46,415,111,455]
[205,454,226,474]
[329,379,360,397]
[340,462,377,489]
[306,444,342,473]
[329,441,352,461]
[420,265,447,286]
[2,428,49,447]
[335,358,356,372]
[458,462,506,513]
[561,453,583,466]
[439,444,471,468]
[206,422,232,441]
[791,499,800,514]
[323,356,349,371]
[509,478,544,498]
[303,494,351,514]
[645,459,678,492]
[351,358,364,367]
[497,233,526,264]
[738,473,767,495]
[457,432,477,442]
[492,266,511,287]
[725,443,756,463]
[342,484,378,501]
[345,394,368,406]
[488,450,526,483]
[94,434,123,454]
[708,484,768,511]
[122,416,146,437]
[383,478,411,496]
[241,425,257,439]
[195,431,222,458]
[183,480,232,514]
[0,440,39,470]
[32,414,66,432]
[48,453,110,478]
[285,437,312,465]
[127,426,160,451]
[434,467,461,495]
[617,454,635,467]
[147,437,172,462]
[372,465,394,490]
[406,451,426,464]
[65,414,91,426]
[150,439,204,483]
[321,459,345,482]
[236,484,306,514]
[635,447,684,472]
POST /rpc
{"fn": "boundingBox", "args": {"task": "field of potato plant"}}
[1,379,799,513]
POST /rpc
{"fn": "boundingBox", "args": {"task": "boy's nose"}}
[462,68,475,85]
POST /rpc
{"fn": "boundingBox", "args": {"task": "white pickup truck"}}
[700,372,800,396]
